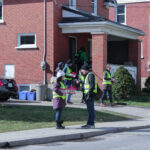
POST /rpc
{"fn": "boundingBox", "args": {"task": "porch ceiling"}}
[58,21,145,40]
[59,5,145,40]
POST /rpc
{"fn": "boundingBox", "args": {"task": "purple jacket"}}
[53,81,66,110]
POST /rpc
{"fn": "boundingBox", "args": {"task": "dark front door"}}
[69,37,77,72]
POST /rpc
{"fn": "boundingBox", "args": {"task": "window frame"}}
[116,4,126,25]
[0,0,4,23]
[16,33,37,49]
[69,0,76,9]
[91,0,97,16]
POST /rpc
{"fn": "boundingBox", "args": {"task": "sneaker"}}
[100,103,105,107]
[81,125,95,129]
[67,102,73,104]
[110,103,115,107]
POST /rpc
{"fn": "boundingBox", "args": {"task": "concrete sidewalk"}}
[1,99,150,148]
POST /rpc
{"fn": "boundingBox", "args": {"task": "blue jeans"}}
[101,90,112,103]
[56,108,62,121]
[64,80,72,103]
[85,95,95,125]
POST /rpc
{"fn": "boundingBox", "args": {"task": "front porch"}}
[58,5,145,90]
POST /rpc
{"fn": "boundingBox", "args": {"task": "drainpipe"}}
[41,0,47,85]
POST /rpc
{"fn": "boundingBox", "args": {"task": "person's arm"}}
[88,73,95,95]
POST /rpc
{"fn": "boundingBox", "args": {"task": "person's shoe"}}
[100,103,105,107]
[67,102,73,104]
[56,121,65,129]
[110,103,115,107]
[81,125,95,129]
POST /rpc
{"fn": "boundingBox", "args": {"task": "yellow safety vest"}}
[53,81,66,100]
[79,73,85,87]
[84,72,97,94]
[102,71,112,85]
[64,66,72,81]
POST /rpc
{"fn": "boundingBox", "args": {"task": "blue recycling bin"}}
[27,92,36,101]
[19,91,28,100]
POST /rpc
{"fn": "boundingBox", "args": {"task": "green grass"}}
[97,93,150,108]
[0,105,129,133]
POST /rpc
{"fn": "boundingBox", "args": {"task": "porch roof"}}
[58,5,145,40]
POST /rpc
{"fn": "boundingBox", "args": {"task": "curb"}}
[1,125,150,148]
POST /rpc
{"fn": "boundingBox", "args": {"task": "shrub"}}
[112,66,137,100]
[144,77,150,93]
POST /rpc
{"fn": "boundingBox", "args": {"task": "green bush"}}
[112,66,137,100]
[144,77,150,93]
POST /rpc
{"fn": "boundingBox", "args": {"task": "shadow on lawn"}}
[0,105,129,123]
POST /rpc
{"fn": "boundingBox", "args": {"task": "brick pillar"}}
[128,40,141,91]
[92,34,107,91]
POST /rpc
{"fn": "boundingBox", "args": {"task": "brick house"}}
[110,0,150,89]
[0,0,144,93]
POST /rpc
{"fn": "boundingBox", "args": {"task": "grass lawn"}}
[97,93,150,108]
[0,104,130,133]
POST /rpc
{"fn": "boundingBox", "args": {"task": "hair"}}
[56,76,63,82]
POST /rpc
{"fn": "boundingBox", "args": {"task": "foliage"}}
[112,66,137,100]
[144,77,150,93]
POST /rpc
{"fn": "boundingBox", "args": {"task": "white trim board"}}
[117,0,150,4]
[58,21,145,40]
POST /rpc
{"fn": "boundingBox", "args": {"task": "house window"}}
[0,0,3,20]
[69,0,76,9]
[91,0,97,15]
[16,33,37,49]
[116,5,126,24]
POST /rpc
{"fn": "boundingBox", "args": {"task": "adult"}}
[53,70,66,129]
[54,62,64,76]
[100,65,115,107]
[63,59,74,104]
[80,64,97,129]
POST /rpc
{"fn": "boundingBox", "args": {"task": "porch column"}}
[128,40,141,91]
[92,33,107,91]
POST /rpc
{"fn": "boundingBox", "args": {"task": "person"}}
[53,70,66,129]
[63,59,74,104]
[54,62,64,76]
[78,47,87,66]
[80,64,97,129]
[100,65,115,107]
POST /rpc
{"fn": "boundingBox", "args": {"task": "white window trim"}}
[140,40,144,59]
[16,33,37,49]
[91,0,97,16]
[69,0,76,9]
[116,4,126,25]
[0,0,4,23]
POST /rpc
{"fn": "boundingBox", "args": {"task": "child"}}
[53,70,66,129]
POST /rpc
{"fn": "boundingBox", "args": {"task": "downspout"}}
[43,0,47,84]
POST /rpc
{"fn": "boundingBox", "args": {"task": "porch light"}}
[104,0,117,8]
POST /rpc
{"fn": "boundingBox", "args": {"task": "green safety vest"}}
[102,71,112,85]
[64,66,72,81]
[84,72,97,94]
[53,81,66,100]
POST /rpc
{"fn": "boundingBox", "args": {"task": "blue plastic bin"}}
[27,92,36,101]
[19,91,28,100]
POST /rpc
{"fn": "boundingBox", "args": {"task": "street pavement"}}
[15,128,150,150]
[0,95,150,148]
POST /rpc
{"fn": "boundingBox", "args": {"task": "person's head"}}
[80,46,85,52]
[56,71,65,81]
[66,59,72,67]
[80,64,89,75]
[58,62,64,70]
[106,64,111,71]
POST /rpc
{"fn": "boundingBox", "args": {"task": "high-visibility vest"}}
[102,70,112,85]
[64,66,72,81]
[53,81,66,100]
[79,73,85,87]
[84,72,97,94]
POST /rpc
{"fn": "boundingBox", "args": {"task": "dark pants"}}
[85,95,95,125]
[101,90,112,103]
[56,108,62,121]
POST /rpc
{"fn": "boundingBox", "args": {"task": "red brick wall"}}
[0,0,53,84]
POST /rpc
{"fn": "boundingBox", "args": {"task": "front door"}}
[69,37,77,72]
